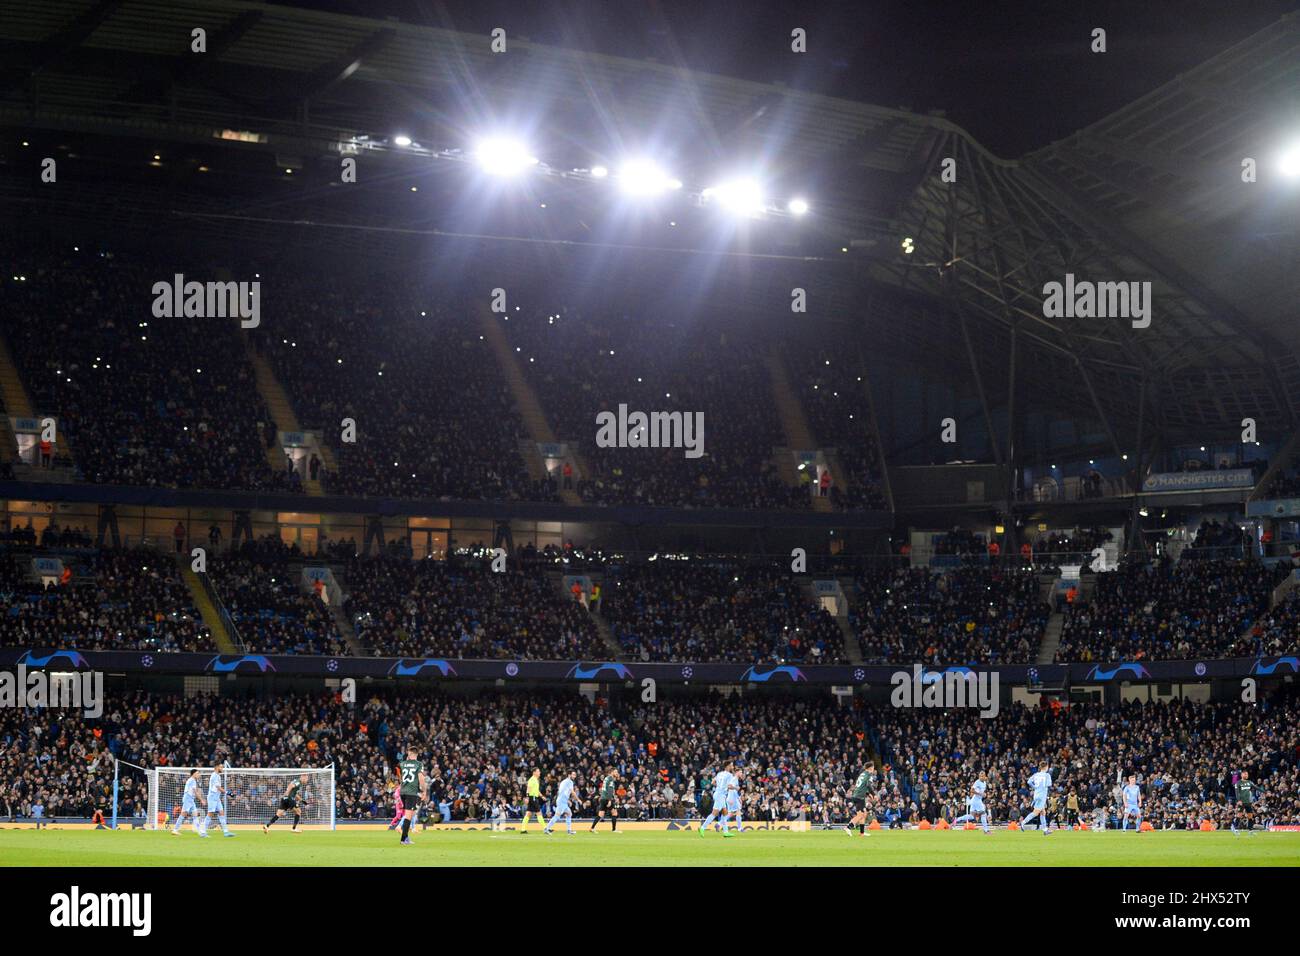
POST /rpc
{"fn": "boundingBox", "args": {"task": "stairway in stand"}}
[178,556,240,654]
[0,333,75,471]
[765,349,837,513]
[478,308,587,505]
[246,346,332,496]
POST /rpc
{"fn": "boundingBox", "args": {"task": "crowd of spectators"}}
[1028,527,1114,568]
[791,349,889,511]
[0,687,872,824]
[1,244,295,491]
[4,684,1294,828]
[207,542,348,657]
[1056,558,1290,663]
[1232,587,1300,658]
[0,547,210,652]
[341,556,605,659]
[851,565,1049,665]
[1184,518,1251,559]
[257,279,555,503]
[1262,468,1300,500]
[504,309,809,510]
[870,691,1300,828]
[1,521,95,548]
[600,561,844,663]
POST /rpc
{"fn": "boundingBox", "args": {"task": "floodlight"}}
[475,137,538,176]
[787,197,809,216]
[1281,144,1300,178]
[702,178,763,216]
[393,135,412,147]
[619,158,675,196]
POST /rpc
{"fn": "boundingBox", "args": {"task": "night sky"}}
[276,0,1299,157]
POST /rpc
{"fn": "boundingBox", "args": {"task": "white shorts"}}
[726,793,741,813]
[712,794,728,813]
[208,797,223,815]
[1124,804,1140,815]
[181,799,197,815]
[554,802,571,816]
[969,799,985,814]
[1033,795,1047,811]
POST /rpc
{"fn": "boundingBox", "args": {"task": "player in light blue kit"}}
[698,762,738,837]
[544,771,578,835]
[171,768,206,835]
[725,770,743,834]
[199,761,235,837]
[951,771,991,833]
[1020,763,1053,835]
[1120,775,1143,831]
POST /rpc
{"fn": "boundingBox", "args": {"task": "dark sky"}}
[280,0,1299,156]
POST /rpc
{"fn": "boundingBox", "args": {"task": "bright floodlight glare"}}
[475,137,538,176]
[619,158,674,196]
[1281,145,1300,178]
[704,178,764,216]
[393,135,412,147]
[788,197,809,216]
[590,165,608,179]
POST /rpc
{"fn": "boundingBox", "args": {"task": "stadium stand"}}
[0,242,296,492]
[851,565,1050,665]
[0,548,210,653]
[503,308,809,509]
[207,545,348,657]
[870,692,1300,829]
[790,348,889,511]
[600,561,844,663]
[0,688,872,824]
[1055,559,1290,663]
[341,556,605,659]
[256,279,558,503]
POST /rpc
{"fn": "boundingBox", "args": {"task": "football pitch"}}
[2,827,1299,867]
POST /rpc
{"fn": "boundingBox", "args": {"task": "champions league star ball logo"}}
[506,662,519,677]
[141,655,154,668]
[1195,662,1207,676]
[853,668,866,682]
[681,666,694,679]
[326,659,339,672]
[1028,667,1039,683]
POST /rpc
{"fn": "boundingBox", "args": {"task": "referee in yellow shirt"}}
[521,768,545,832]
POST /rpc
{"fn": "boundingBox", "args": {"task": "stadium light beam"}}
[1280,144,1300,179]
[618,158,676,197]
[702,178,764,216]
[475,137,538,177]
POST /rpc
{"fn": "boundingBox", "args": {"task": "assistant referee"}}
[521,768,546,833]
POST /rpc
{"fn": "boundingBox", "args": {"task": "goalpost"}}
[148,765,336,830]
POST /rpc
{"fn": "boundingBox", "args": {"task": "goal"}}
[148,765,336,830]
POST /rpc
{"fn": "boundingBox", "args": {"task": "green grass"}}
[2,827,1299,866]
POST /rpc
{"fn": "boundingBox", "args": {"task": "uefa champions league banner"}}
[2,648,1296,685]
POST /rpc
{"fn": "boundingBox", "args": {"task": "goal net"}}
[148,766,336,830]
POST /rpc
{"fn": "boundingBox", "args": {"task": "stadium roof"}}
[2,0,1297,451]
